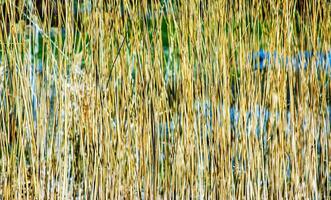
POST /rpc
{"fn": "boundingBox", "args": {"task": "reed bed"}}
[0,0,331,199]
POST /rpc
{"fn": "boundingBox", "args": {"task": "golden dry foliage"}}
[0,0,331,199]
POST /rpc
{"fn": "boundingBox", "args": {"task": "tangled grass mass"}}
[0,0,331,199]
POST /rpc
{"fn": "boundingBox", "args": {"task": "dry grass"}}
[0,0,331,199]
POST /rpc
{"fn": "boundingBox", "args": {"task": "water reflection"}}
[249,50,331,71]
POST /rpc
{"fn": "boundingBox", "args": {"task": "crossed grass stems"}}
[0,0,331,199]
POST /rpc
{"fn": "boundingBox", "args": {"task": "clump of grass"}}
[0,0,331,199]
